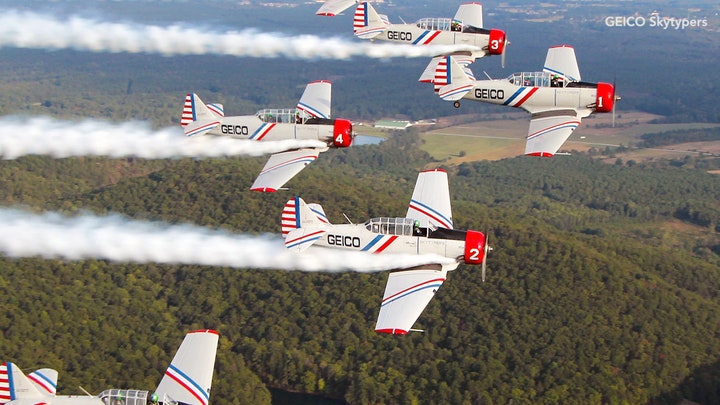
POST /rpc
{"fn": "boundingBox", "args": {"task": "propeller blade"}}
[501,37,508,68]
[481,235,490,282]
[612,78,617,128]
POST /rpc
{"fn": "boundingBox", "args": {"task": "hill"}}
[0,134,718,404]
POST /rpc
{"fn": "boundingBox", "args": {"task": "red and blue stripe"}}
[258,154,317,177]
[165,364,209,405]
[412,30,441,45]
[381,277,446,307]
[285,230,325,249]
[361,235,398,253]
[27,370,56,394]
[408,199,452,229]
[184,121,219,137]
[250,123,276,141]
[503,87,539,108]
[527,119,581,141]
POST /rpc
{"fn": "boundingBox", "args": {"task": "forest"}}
[0,133,718,404]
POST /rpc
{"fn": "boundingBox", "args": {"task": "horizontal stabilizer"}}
[525,110,581,157]
[419,54,475,84]
[183,119,220,137]
[1,362,44,402]
[282,197,331,237]
[375,268,448,335]
[284,227,327,252]
[251,148,324,192]
[435,56,474,99]
[354,2,388,39]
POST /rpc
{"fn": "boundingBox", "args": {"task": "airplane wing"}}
[375,267,448,335]
[525,110,582,157]
[250,148,326,192]
[316,0,357,16]
[297,80,332,119]
[543,45,581,82]
[406,169,453,229]
[453,3,483,28]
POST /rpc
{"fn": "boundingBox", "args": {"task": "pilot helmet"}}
[151,393,159,402]
[414,220,420,227]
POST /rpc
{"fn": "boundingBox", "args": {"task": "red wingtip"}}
[251,187,277,193]
[188,329,220,336]
[375,328,409,335]
[526,152,554,158]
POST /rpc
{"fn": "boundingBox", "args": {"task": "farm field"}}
[418,111,720,164]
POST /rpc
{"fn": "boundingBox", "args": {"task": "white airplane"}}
[426,45,620,157]
[181,80,353,192]
[282,169,491,335]
[317,1,508,65]
[1,329,219,405]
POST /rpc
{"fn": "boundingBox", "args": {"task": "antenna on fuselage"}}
[483,71,493,80]
[342,213,354,224]
[78,386,94,397]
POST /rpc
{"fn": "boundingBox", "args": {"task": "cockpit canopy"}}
[364,217,416,236]
[256,108,310,124]
[507,71,568,88]
[99,389,154,405]
[416,17,464,32]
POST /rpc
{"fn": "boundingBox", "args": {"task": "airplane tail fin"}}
[154,330,219,405]
[1,362,45,403]
[353,2,388,39]
[435,56,475,101]
[453,3,484,28]
[181,93,221,137]
[282,197,330,236]
[27,368,58,396]
[297,80,332,120]
[543,45,581,82]
[282,197,329,252]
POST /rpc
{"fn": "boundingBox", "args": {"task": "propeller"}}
[501,36,509,68]
[481,235,492,282]
[611,77,621,128]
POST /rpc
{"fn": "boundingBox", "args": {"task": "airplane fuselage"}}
[312,222,469,261]
[376,23,491,49]
[206,115,338,144]
[465,75,598,116]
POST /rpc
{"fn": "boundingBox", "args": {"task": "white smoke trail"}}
[0,209,454,272]
[0,116,326,159]
[0,10,479,59]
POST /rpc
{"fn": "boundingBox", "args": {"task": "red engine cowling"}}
[596,82,614,113]
[332,119,353,148]
[463,230,487,265]
[487,29,506,55]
